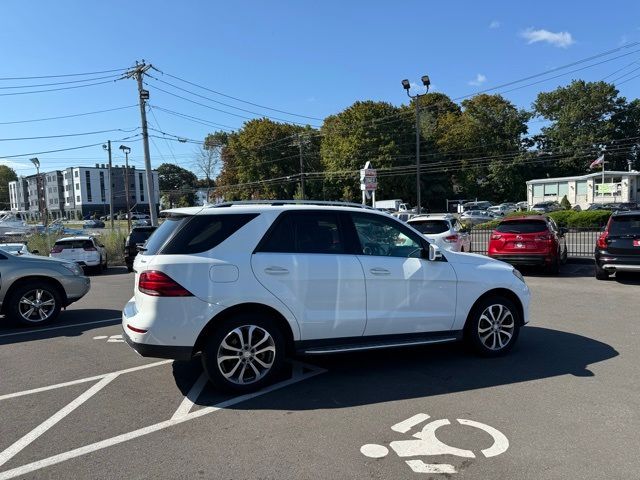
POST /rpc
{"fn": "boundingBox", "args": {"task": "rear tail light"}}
[84,247,97,251]
[490,234,502,240]
[138,271,193,297]
[597,231,608,249]
[444,234,459,243]
[50,246,63,254]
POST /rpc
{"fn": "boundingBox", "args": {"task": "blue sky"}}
[1,0,639,177]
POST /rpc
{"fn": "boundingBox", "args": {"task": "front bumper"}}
[62,275,91,305]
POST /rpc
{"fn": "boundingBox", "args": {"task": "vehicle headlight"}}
[61,262,83,276]
[512,268,525,283]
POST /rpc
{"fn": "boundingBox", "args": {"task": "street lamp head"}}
[401,79,411,90]
[421,75,431,88]
[119,145,131,154]
[29,157,40,169]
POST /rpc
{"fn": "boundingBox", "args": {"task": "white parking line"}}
[0,374,118,468]
[0,318,121,339]
[170,372,208,420]
[0,360,172,402]
[0,361,326,480]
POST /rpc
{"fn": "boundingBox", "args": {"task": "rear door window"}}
[256,211,344,254]
[496,221,548,234]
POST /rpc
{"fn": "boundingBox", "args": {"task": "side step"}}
[297,334,460,355]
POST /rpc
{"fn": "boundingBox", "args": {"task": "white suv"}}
[122,201,530,392]
[407,214,471,252]
[50,236,107,273]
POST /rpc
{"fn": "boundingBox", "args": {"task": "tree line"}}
[160,79,640,210]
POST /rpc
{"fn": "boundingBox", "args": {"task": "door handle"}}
[370,268,391,275]
[264,266,289,275]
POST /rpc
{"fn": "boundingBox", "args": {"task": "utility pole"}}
[102,141,115,229]
[124,62,157,226]
[120,145,132,231]
[298,134,305,199]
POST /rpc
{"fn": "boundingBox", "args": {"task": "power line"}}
[0,127,139,142]
[0,134,142,159]
[0,68,126,81]
[0,79,122,97]
[0,74,122,90]
[0,105,138,125]
[149,105,238,131]
[151,69,324,121]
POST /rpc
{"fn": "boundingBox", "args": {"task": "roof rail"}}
[207,200,376,210]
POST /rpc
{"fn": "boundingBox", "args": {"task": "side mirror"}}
[428,243,443,261]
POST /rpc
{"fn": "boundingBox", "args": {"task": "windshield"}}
[409,220,450,234]
[496,220,548,234]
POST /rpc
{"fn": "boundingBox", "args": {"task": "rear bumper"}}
[595,251,640,272]
[122,327,193,360]
[489,254,548,266]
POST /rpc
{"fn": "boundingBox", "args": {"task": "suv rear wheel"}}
[201,314,285,393]
[465,296,521,357]
[595,264,610,280]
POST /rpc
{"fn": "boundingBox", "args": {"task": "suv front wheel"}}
[201,314,285,393]
[465,296,521,357]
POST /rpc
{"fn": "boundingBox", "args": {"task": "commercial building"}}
[526,171,640,210]
[9,165,159,220]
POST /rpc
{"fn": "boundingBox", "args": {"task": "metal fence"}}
[469,227,601,258]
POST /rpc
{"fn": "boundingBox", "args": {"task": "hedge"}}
[470,209,611,230]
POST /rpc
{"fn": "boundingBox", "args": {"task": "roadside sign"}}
[360,161,377,192]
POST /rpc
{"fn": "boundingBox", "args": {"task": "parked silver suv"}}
[0,249,90,326]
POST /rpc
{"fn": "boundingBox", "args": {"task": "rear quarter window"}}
[159,214,259,255]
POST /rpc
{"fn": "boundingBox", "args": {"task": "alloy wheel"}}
[216,325,276,385]
[18,289,56,323]
[477,304,515,351]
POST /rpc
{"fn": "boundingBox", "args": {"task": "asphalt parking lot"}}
[0,263,639,479]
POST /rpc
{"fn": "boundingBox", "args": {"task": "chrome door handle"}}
[370,268,391,275]
[264,266,289,275]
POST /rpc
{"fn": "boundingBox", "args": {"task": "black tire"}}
[595,264,610,280]
[464,296,521,357]
[560,245,568,265]
[546,253,560,275]
[126,263,133,273]
[201,314,285,393]
[7,281,63,327]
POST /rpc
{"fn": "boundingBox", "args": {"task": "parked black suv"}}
[595,210,640,279]
[124,226,157,272]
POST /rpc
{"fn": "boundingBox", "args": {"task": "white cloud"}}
[468,74,487,86]
[0,159,30,171]
[521,28,575,48]
[489,20,500,29]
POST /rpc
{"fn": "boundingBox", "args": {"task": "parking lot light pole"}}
[402,75,430,215]
[29,157,45,227]
[119,145,132,231]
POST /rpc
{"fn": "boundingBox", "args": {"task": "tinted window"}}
[128,227,157,245]
[496,220,548,234]
[352,213,422,258]
[258,211,344,254]
[609,215,640,236]
[409,220,450,234]
[142,217,187,255]
[55,239,94,249]
[160,214,259,255]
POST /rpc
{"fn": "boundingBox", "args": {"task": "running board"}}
[298,336,458,355]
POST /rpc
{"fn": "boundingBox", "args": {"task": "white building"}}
[526,171,640,210]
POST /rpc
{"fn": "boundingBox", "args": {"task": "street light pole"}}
[120,145,132,231]
[401,75,431,215]
[29,157,44,226]
[102,141,115,229]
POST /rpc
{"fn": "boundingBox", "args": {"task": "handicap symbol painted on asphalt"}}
[360,413,509,474]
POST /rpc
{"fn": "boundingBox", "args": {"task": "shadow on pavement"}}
[0,309,121,345]
[171,326,618,411]
[85,266,131,277]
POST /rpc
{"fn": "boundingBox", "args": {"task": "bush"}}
[560,195,571,210]
[27,229,128,265]
[470,210,610,230]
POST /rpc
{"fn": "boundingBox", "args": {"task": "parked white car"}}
[488,204,517,217]
[50,236,107,273]
[407,214,471,252]
[0,243,34,256]
[122,201,530,393]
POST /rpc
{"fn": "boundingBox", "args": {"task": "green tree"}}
[157,163,198,207]
[533,80,637,175]
[0,165,18,209]
[435,94,530,201]
[212,120,320,200]
[320,101,414,203]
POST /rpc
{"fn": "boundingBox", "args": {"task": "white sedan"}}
[0,243,34,256]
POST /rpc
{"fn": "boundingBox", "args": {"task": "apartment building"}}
[9,164,159,220]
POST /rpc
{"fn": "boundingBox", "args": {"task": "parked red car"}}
[488,216,568,274]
